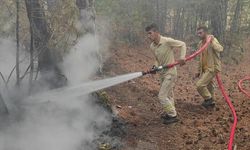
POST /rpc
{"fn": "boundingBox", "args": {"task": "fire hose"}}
[238,76,250,99]
[142,36,237,150]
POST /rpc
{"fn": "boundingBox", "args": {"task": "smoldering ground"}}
[0,35,112,150]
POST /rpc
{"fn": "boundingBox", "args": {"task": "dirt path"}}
[103,42,250,150]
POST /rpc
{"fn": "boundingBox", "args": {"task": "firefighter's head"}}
[145,23,160,43]
[197,26,208,40]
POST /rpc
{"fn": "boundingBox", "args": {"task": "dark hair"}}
[197,26,208,32]
[145,23,159,32]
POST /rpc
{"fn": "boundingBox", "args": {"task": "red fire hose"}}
[238,76,250,99]
[216,75,237,150]
[144,36,237,150]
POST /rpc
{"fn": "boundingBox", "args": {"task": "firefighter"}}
[195,26,223,108]
[145,23,186,124]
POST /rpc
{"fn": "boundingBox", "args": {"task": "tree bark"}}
[157,0,168,33]
[16,0,20,87]
[156,0,160,31]
[46,0,57,11]
[173,8,185,38]
[76,0,96,34]
[162,0,168,33]
[231,0,242,33]
[210,0,227,42]
[28,19,34,93]
[25,0,66,89]
[0,92,8,115]
[76,0,104,73]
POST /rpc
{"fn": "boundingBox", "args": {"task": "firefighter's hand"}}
[178,59,186,66]
[209,35,214,43]
[152,65,157,69]
[151,65,157,74]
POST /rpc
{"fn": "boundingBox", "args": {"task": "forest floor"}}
[102,39,250,150]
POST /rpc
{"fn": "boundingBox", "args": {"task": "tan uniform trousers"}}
[196,71,216,100]
[158,74,177,117]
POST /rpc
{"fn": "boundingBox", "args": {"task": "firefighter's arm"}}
[166,38,187,60]
[210,36,223,52]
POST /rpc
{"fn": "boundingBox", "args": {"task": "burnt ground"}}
[101,40,250,150]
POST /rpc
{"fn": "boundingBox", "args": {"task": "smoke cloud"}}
[62,34,100,85]
[0,39,18,84]
[0,35,112,150]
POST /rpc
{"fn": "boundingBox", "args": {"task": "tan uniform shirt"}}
[150,36,187,76]
[198,36,223,73]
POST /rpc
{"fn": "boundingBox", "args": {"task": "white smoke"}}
[0,39,17,83]
[0,39,30,88]
[62,34,101,85]
[0,36,112,150]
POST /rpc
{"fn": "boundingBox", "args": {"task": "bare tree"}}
[231,0,242,33]
[16,0,20,87]
[28,15,34,93]
[76,0,96,34]
[25,0,66,89]
[210,0,228,42]
[76,0,104,73]
[0,92,8,115]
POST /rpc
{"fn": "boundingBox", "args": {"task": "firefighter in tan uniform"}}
[196,26,223,108]
[145,23,187,124]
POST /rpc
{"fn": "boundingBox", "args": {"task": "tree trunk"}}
[25,0,66,89]
[231,0,242,33]
[210,0,227,42]
[76,0,96,34]
[158,0,168,33]
[16,0,20,87]
[28,19,34,93]
[173,9,180,37]
[221,0,229,43]
[156,0,160,31]
[46,0,57,11]
[76,0,104,73]
[162,0,168,33]
[0,92,8,115]
[173,8,185,38]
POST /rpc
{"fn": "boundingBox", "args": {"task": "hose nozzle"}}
[142,66,164,75]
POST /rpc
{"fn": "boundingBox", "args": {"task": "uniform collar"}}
[153,36,164,47]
